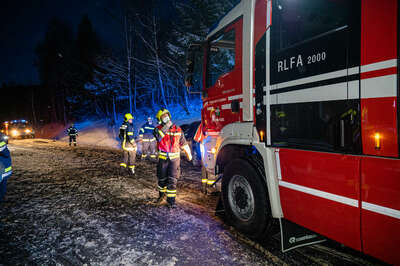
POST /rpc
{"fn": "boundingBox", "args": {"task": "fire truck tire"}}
[222,158,272,240]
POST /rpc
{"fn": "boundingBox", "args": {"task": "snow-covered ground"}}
[0,140,382,265]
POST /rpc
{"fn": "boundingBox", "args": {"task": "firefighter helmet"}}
[124,113,134,122]
[156,108,171,122]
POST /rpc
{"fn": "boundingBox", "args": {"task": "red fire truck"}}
[185,0,399,264]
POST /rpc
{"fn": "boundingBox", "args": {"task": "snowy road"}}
[0,139,384,265]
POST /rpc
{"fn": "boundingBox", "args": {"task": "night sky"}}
[0,0,120,85]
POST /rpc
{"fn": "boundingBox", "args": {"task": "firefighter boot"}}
[167,197,177,209]
[154,192,166,204]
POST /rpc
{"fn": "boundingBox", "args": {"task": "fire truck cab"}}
[185,0,399,264]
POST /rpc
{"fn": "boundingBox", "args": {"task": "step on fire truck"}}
[185,0,399,264]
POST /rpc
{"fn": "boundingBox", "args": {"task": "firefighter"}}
[67,123,78,146]
[119,113,137,175]
[153,108,192,208]
[0,133,12,202]
[193,122,209,193]
[138,117,157,161]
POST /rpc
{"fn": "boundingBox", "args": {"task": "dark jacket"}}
[67,127,78,136]
[0,136,12,182]
[119,122,136,149]
[139,122,156,140]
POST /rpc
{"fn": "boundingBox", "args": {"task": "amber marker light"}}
[259,130,264,142]
[374,133,381,150]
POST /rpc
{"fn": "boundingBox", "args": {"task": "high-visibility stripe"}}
[144,127,155,130]
[2,170,12,178]
[360,58,397,73]
[361,74,397,99]
[0,145,6,152]
[167,190,176,193]
[166,132,181,136]
[120,163,127,167]
[201,179,208,184]
[150,155,157,158]
[207,180,215,185]
[128,165,135,169]
[142,154,147,158]
[362,202,400,220]
[167,194,176,197]
[279,180,358,207]
[0,141,6,147]
[159,151,180,159]
[140,129,145,133]
[142,138,156,142]
[158,186,167,192]
[127,132,134,136]
[159,131,165,138]
[4,166,12,172]
[123,147,136,151]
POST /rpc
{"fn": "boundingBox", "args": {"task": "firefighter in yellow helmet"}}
[153,108,192,208]
[119,113,137,175]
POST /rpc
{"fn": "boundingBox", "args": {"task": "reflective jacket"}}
[154,124,186,160]
[139,122,156,141]
[119,122,136,150]
[67,127,78,136]
[0,139,12,183]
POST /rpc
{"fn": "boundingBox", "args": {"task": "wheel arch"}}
[216,141,283,218]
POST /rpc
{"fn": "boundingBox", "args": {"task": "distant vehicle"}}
[7,120,35,139]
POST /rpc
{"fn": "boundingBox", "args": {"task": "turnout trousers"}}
[157,158,180,204]
[142,139,157,160]
[69,135,77,146]
[120,143,136,170]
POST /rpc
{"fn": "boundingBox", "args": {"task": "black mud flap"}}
[215,194,225,217]
[280,218,326,252]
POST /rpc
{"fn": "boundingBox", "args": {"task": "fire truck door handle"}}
[340,119,345,147]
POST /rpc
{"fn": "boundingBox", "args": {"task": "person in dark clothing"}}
[138,117,157,161]
[0,133,12,202]
[67,124,78,146]
[119,113,137,175]
[153,108,192,208]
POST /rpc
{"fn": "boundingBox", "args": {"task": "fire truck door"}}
[359,1,400,264]
[203,18,243,133]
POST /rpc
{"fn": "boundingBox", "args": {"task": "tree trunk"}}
[31,89,37,126]
[153,16,167,108]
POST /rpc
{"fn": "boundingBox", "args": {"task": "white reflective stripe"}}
[361,74,397,99]
[2,171,12,178]
[348,67,360,75]
[0,145,6,152]
[275,150,282,180]
[275,82,348,105]
[272,67,359,90]
[348,80,359,99]
[362,201,400,220]
[279,180,359,207]
[221,104,231,110]
[228,94,243,101]
[361,59,397,73]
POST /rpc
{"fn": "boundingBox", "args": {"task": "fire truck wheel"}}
[222,158,271,239]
